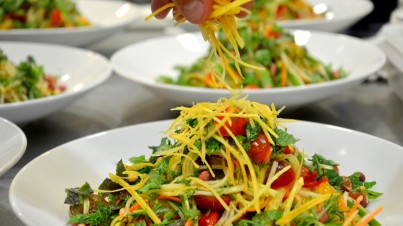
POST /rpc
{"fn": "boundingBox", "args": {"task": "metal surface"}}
[1,27,403,226]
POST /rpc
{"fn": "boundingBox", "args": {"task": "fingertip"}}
[179,0,212,24]
[151,0,172,19]
[236,0,254,18]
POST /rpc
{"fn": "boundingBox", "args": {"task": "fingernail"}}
[183,0,205,23]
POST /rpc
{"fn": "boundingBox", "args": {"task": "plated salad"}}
[0,0,90,29]
[158,22,347,89]
[64,96,382,226]
[251,0,325,22]
[0,50,65,104]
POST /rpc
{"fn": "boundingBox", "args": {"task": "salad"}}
[251,0,325,22]
[0,0,90,29]
[0,50,65,104]
[158,22,347,89]
[64,96,382,226]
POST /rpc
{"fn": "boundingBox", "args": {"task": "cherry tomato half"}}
[217,116,249,137]
[248,134,271,164]
[198,211,220,226]
[194,195,231,212]
[300,166,328,188]
[271,161,295,189]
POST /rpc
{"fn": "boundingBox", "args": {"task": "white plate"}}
[0,117,26,176]
[276,0,373,32]
[380,23,403,102]
[0,0,141,47]
[140,0,373,33]
[111,31,385,110]
[0,42,112,124]
[9,119,403,225]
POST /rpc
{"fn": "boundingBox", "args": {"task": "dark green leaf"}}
[64,182,93,205]
[273,128,298,146]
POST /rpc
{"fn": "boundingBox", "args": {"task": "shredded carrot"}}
[129,202,142,212]
[204,72,218,88]
[338,196,349,212]
[158,196,182,203]
[347,195,363,217]
[358,206,384,226]
[185,219,193,226]
[281,63,287,86]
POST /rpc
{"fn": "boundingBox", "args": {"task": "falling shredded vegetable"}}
[146,0,262,86]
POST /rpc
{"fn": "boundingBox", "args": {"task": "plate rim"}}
[0,117,27,176]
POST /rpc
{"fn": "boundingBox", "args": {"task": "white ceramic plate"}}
[0,0,141,47]
[0,42,111,124]
[0,117,26,176]
[380,23,403,102]
[111,31,385,110]
[275,0,373,32]
[9,119,403,225]
[139,0,373,33]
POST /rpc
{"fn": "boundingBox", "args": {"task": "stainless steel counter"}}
[1,27,403,226]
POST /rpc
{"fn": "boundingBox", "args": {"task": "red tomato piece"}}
[271,161,295,189]
[217,115,249,137]
[283,146,292,154]
[248,134,271,164]
[194,195,231,212]
[50,9,62,26]
[300,166,328,188]
[198,211,220,226]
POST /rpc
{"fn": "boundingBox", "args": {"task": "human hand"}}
[151,0,254,25]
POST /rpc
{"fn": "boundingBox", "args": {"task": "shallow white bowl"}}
[0,117,26,176]
[9,119,403,225]
[380,23,403,102]
[276,0,373,32]
[111,31,385,110]
[0,0,140,47]
[0,42,111,124]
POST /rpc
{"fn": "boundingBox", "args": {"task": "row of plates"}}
[0,0,373,46]
[2,0,402,225]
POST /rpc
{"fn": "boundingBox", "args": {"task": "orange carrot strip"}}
[347,195,363,216]
[358,206,384,226]
[158,196,182,203]
[281,63,287,87]
[129,203,142,212]
[185,219,193,226]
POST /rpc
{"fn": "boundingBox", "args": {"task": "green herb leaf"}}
[273,128,298,146]
[64,182,93,205]
[238,210,283,226]
[206,137,221,154]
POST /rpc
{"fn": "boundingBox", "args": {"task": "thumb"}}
[176,0,212,24]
